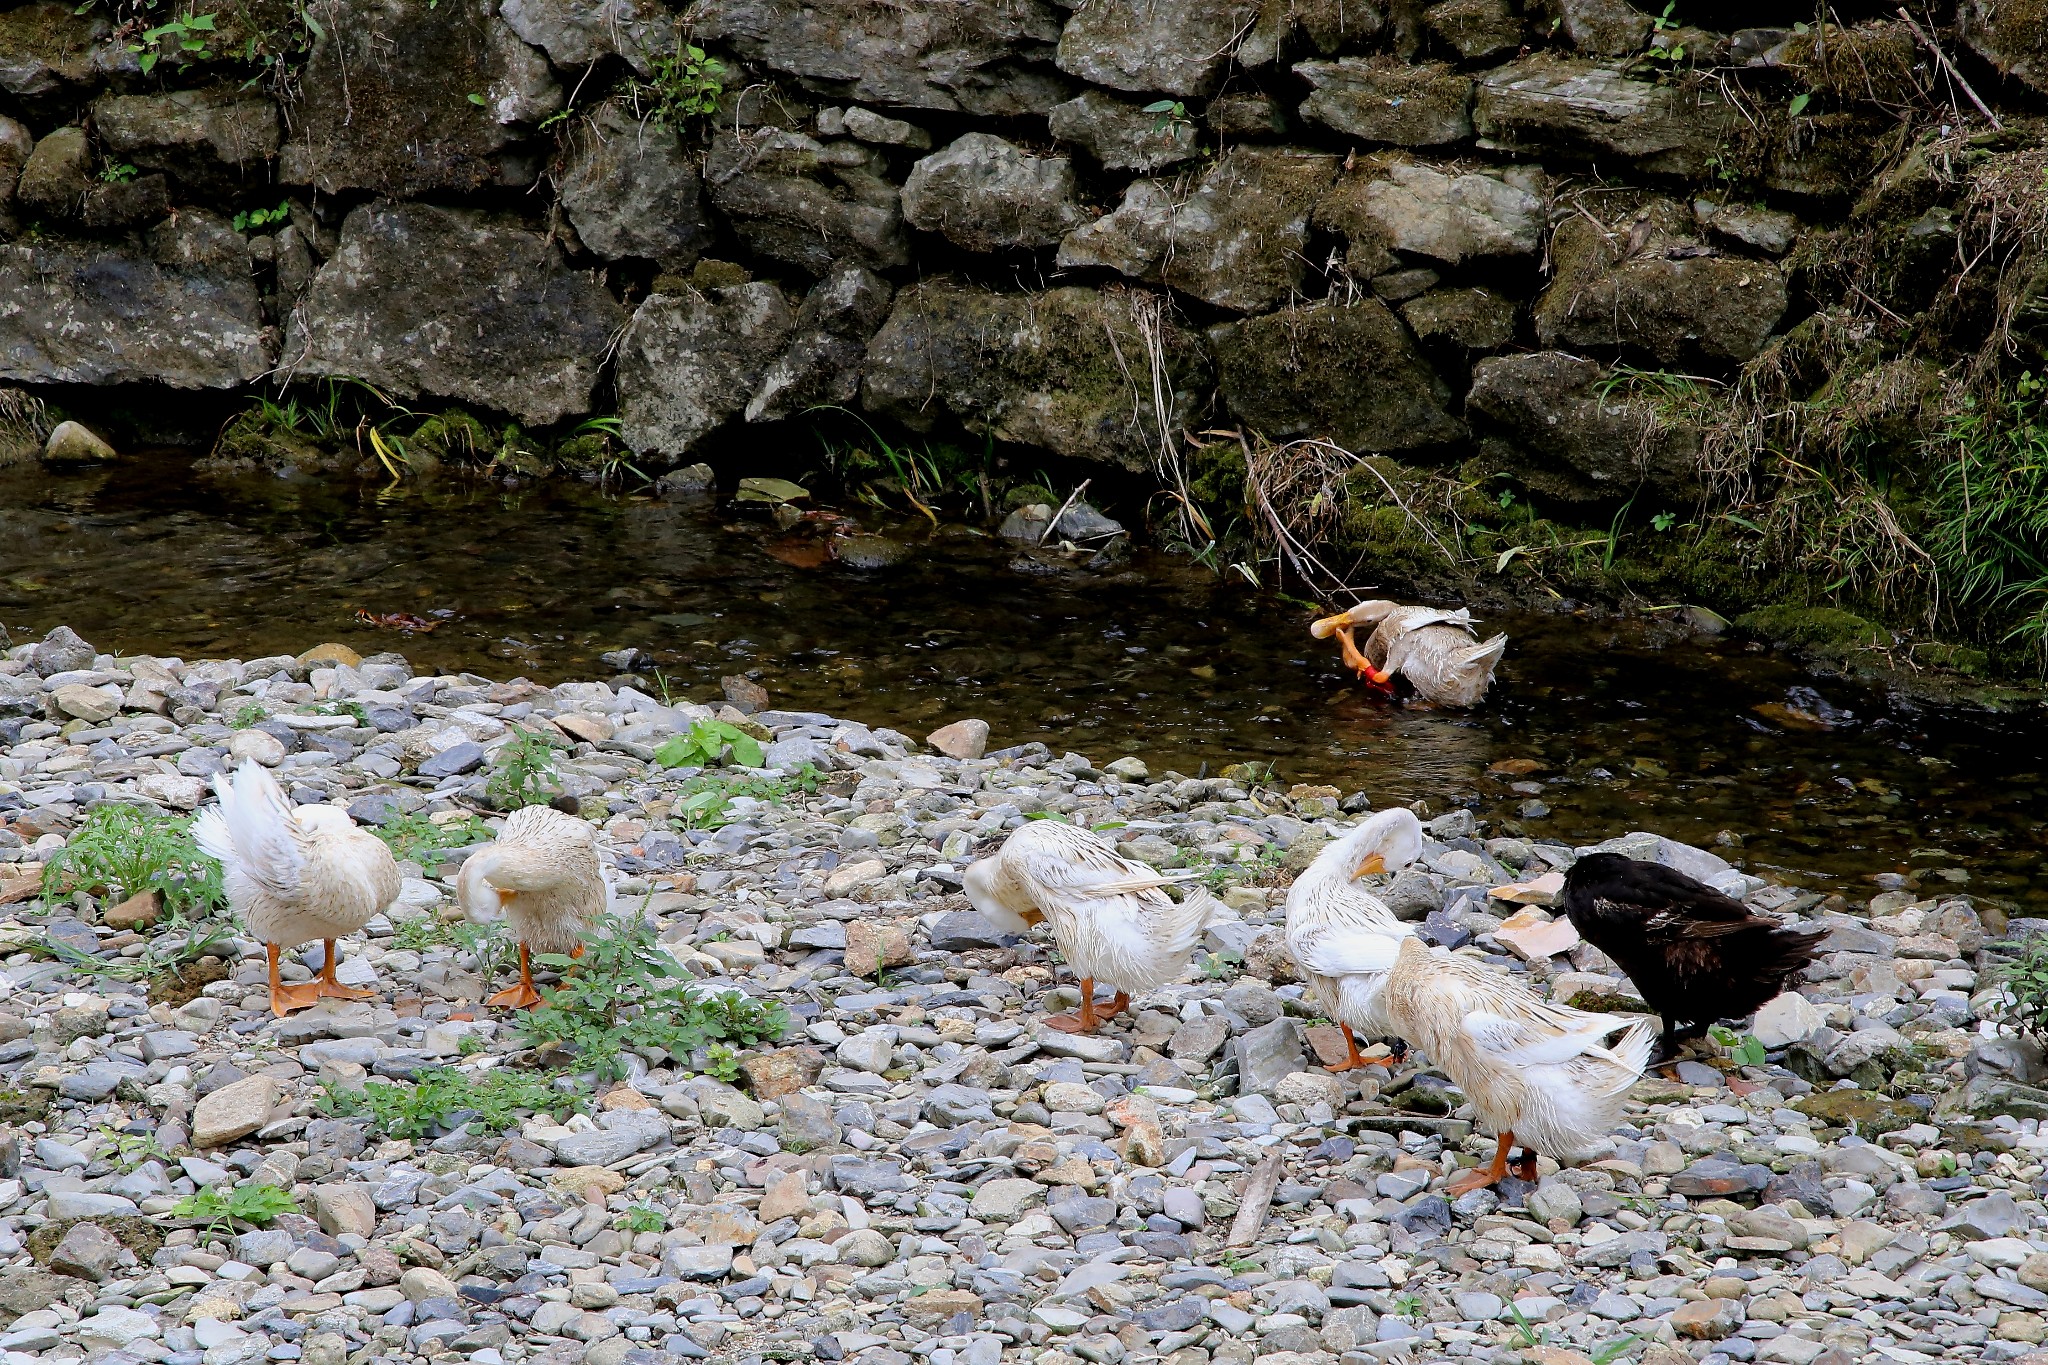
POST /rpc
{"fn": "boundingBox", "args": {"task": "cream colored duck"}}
[1285,807,1424,1072]
[966,819,1230,1033]
[1310,600,1507,707]
[458,797,609,1009]
[1377,935,1655,1193]
[194,761,400,1017]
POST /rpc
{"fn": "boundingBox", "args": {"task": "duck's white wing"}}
[1012,821,1196,900]
[1292,926,1409,979]
[1432,950,1635,1064]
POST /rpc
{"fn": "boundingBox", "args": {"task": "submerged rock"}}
[41,421,116,463]
[285,201,626,425]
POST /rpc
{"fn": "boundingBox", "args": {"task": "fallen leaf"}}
[1753,701,1831,731]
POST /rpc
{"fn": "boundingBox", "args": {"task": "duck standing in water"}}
[458,797,609,1009]
[1285,808,1425,1071]
[965,820,1232,1033]
[194,762,400,1016]
[1310,599,1507,706]
[1379,935,1656,1194]
[1560,851,1826,1064]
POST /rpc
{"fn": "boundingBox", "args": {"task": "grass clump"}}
[43,805,225,913]
[517,912,790,1082]
[1927,372,2048,664]
[1991,932,2048,1044]
[373,811,493,863]
[320,1065,579,1139]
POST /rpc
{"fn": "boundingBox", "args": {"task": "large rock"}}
[93,88,279,193]
[0,214,271,389]
[1056,180,1175,280]
[1242,0,1381,65]
[0,2,106,97]
[1467,351,1702,503]
[1048,90,1198,172]
[901,133,1081,252]
[1474,57,1733,177]
[862,280,1210,470]
[1297,59,1475,146]
[556,105,710,269]
[193,1074,279,1148]
[1960,0,2048,94]
[1555,0,1651,55]
[1318,160,1543,267]
[1162,146,1339,314]
[281,0,560,195]
[285,201,626,425]
[705,128,910,274]
[1208,299,1463,452]
[689,0,1067,115]
[14,126,89,217]
[502,0,670,71]
[1534,202,1788,365]
[0,116,30,206]
[746,263,894,423]
[1233,1017,1307,1096]
[618,284,796,458]
[1056,0,1261,97]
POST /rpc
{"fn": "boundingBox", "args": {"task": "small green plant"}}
[1220,1253,1259,1274]
[173,1181,299,1237]
[1644,2,1685,63]
[1992,932,2048,1042]
[668,766,819,830]
[517,912,790,1082]
[231,703,269,728]
[312,699,368,724]
[1142,99,1192,135]
[701,1043,743,1085]
[132,10,217,73]
[1709,1025,1768,1068]
[485,728,564,808]
[1505,1302,1550,1348]
[374,811,493,864]
[632,44,726,125]
[1391,1293,1424,1321]
[1786,93,1811,119]
[98,162,137,183]
[616,1203,668,1234]
[653,719,764,770]
[43,804,225,913]
[232,201,290,232]
[1591,1335,1645,1365]
[98,1126,171,1171]
[1197,950,1240,981]
[50,899,234,985]
[1651,511,1677,532]
[320,1066,579,1139]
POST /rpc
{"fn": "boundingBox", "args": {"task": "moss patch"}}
[1734,605,1890,654]
[0,1087,51,1125]
[27,1216,163,1266]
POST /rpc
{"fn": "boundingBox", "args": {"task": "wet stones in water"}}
[834,535,906,569]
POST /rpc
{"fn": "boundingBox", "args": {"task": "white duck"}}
[458,797,608,1009]
[193,761,400,1016]
[1378,935,1655,1194]
[965,819,1229,1033]
[1310,600,1507,707]
[1284,807,1424,1072]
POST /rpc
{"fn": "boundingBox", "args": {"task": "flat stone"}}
[927,719,990,760]
[193,1075,280,1148]
[48,1222,125,1282]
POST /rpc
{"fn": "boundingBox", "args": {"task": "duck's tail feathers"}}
[1764,924,1829,981]
[196,761,306,901]
[1459,633,1509,673]
[1157,886,1237,958]
[1592,1016,1658,1091]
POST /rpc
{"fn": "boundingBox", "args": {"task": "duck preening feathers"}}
[1284,808,1425,1071]
[458,800,609,1010]
[193,761,400,1016]
[1309,600,1507,707]
[1559,851,1826,1063]
[965,819,1233,1033]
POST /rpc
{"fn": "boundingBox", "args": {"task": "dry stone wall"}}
[0,0,2033,497]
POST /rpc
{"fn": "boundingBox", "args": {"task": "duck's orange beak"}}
[496,887,517,908]
[1354,852,1386,878]
[1020,907,1046,927]
[1309,611,1355,639]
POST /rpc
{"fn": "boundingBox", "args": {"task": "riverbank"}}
[0,627,2042,1365]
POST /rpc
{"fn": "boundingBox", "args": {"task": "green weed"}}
[629,44,725,126]
[1991,931,2048,1042]
[653,719,764,771]
[668,766,820,830]
[131,10,215,73]
[616,1203,668,1234]
[173,1181,298,1238]
[320,1066,579,1139]
[43,805,224,913]
[485,728,564,809]
[1710,1024,1768,1068]
[98,1126,171,1172]
[516,912,790,1082]
[232,201,289,232]
[373,812,492,864]
[1929,373,2048,663]
[231,703,269,728]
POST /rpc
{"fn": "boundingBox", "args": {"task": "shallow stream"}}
[4,454,2045,907]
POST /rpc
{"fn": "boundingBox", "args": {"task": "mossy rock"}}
[206,410,344,476]
[148,954,231,1007]
[409,410,491,467]
[1916,642,1992,676]
[1790,1089,1922,1136]
[0,1087,52,1124]
[26,1216,163,1266]
[550,434,612,472]
[1734,605,1890,655]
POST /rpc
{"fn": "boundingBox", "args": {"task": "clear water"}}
[3,453,2042,907]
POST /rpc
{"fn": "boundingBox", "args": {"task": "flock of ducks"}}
[177,596,1805,1199]
[967,808,1823,1198]
[195,762,607,1018]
